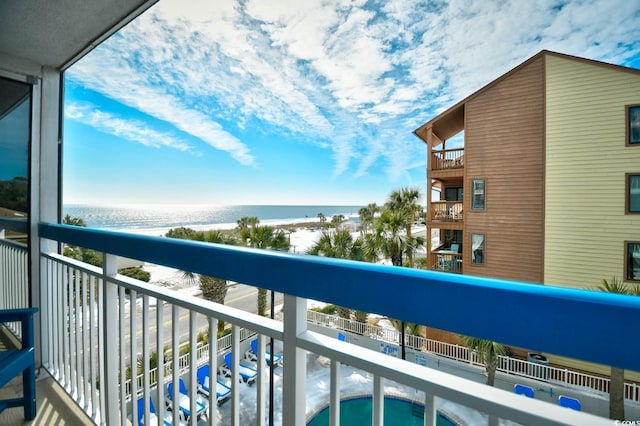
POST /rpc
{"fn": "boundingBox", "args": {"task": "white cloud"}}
[65,103,192,152]
[66,0,640,184]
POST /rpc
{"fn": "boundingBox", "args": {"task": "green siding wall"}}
[545,55,640,290]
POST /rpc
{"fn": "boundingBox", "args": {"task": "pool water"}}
[307,396,457,426]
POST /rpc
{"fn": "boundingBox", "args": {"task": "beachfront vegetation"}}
[596,276,640,420]
[238,218,290,316]
[62,214,149,282]
[459,335,506,386]
[358,203,379,234]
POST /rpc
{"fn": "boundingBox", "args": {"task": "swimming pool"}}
[306,396,458,426]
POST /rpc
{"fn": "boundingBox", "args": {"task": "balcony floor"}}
[0,373,92,425]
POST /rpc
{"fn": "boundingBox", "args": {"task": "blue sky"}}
[63,0,640,206]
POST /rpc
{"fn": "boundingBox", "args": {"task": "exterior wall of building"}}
[463,56,546,283]
[544,55,640,290]
[544,55,640,376]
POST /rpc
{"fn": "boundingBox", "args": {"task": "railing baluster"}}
[130,288,138,424]
[172,304,180,425]
[330,359,340,426]
[282,295,307,426]
[257,333,266,426]
[373,375,383,426]
[143,294,151,426]
[208,317,218,426]
[118,286,127,425]
[231,324,240,425]
[156,297,166,424]
[189,310,197,426]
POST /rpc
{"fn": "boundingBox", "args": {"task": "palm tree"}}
[308,229,364,321]
[199,275,228,333]
[241,223,290,316]
[236,216,259,231]
[386,187,422,267]
[317,212,326,228]
[330,214,346,229]
[597,277,630,420]
[358,203,379,234]
[459,335,506,386]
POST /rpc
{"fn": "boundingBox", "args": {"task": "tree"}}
[165,226,197,239]
[459,335,506,386]
[330,214,346,229]
[241,223,290,316]
[597,277,632,420]
[236,216,259,231]
[199,275,228,333]
[358,203,379,234]
[308,229,364,322]
[386,187,422,267]
[317,212,326,228]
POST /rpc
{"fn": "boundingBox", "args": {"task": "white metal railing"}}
[307,310,640,403]
[37,224,633,425]
[0,236,29,338]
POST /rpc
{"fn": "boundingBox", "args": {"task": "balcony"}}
[430,148,464,175]
[2,219,640,425]
[428,251,463,274]
[429,201,463,225]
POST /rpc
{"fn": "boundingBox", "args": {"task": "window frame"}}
[626,104,640,146]
[471,179,485,211]
[627,173,640,214]
[471,233,485,266]
[625,241,640,283]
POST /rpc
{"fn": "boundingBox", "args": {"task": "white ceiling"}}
[0,0,157,70]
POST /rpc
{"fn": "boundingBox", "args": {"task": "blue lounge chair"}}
[167,378,208,421]
[558,395,581,411]
[222,352,257,385]
[0,308,38,421]
[514,384,534,398]
[136,397,173,426]
[248,339,282,366]
[196,364,231,404]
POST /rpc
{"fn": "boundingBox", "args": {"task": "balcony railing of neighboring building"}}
[429,201,463,222]
[25,223,640,424]
[0,217,30,339]
[430,148,464,171]
[428,251,463,274]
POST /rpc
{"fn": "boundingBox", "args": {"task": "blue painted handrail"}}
[39,222,640,371]
[0,218,28,234]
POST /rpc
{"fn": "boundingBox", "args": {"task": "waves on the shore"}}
[63,204,362,235]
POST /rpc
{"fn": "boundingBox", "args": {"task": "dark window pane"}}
[472,179,485,210]
[630,106,640,144]
[630,175,640,213]
[0,77,31,239]
[628,242,640,281]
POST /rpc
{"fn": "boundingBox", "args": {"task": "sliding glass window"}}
[0,76,32,241]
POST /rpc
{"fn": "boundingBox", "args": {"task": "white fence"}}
[307,310,640,403]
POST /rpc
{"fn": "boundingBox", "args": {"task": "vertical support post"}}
[231,324,240,425]
[101,253,119,424]
[282,295,307,426]
[372,376,383,426]
[424,392,435,426]
[330,360,340,426]
[189,311,197,426]
[257,334,266,426]
[208,317,217,426]
[156,300,166,423]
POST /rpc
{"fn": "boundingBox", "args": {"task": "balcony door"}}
[0,76,31,238]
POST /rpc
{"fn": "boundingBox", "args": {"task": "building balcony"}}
[430,148,464,178]
[428,251,463,274]
[2,219,640,425]
[428,201,463,225]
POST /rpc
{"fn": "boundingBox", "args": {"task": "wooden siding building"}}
[414,50,640,376]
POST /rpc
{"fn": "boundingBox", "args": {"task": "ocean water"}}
[63,204,362,234]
